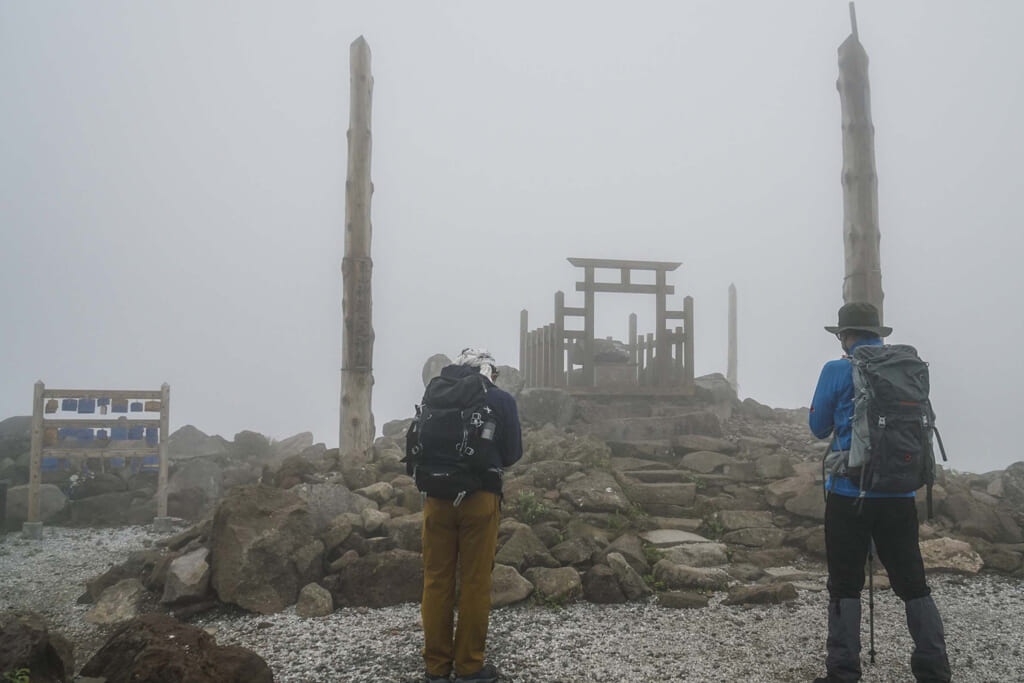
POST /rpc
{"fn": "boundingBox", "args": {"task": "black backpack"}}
[403,373,498,505]
[825,344,949,516]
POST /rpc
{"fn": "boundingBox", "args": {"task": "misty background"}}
[2,1,1021,474]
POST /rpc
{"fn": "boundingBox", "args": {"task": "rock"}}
[580,412,723,442]
[559,471,629,513]
[736,436,779,457]
[161,548,211,605]
[85,579,146,625]
[606,552,652,600]
[70,491,139,526]
[295,582,333,617]
[0,610,74,683]
[721,528,787,548]
[640,529,709,547]
[294,480,376,532]
[293,540,325,586]
[601,533,649,575]
[672,435,738,456]
[86,549,165,602]
[606,441,677,464]
[680,451,736,474]
[755,453,795,480]
[491,564,533,607]
[321,513,359,558]
[166,458,224,518]
[4,484,67,525]
[582,565,626,604]
[662,542,729,568]
[550,536,599,566]
[167,425,228,460]
[919,538,984,574]
[495,365,526,398]
[231,430,272,461]
[527,460,584,489]
[652,560,731,591]
[422,354,452,387]
[517,388,576,428]
[718,510,774,531]
[70,472,127,499]
[272,455,318,489]
[361,507,390,535]
[626,482,697,508]
[783,484,826,521]
[270,432,315,461]
[355,481,395,506]
[650,516,703,532]
[324,549,423,607]
[524,567,582,604]
[495,527,559,572]
[765,476,814,509]
[209,484,316,614]
[80,613,272,683]
[385,512,424,553]
[658,591,710,609]
[722,582,798,606]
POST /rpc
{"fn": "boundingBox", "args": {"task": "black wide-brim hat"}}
[824,302,892,337]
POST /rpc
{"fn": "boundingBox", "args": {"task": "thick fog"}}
[1,1,1021,474]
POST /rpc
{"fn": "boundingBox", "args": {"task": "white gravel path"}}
[2,525,1022,682]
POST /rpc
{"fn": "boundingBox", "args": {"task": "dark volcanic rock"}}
[324,549,423,607]
[0,610,74,683]
[79,613,272,683]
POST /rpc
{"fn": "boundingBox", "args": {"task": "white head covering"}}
[455,347,497,380]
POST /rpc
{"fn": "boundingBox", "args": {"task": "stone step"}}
[575,412,722,442]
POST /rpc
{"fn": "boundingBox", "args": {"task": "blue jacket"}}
[440,365,523,471]
[809,337,912,498]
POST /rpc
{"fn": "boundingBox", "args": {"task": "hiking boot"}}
[454,664,499,683]
[424,672,450,682]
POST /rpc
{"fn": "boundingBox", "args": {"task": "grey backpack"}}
[825,344,949,515]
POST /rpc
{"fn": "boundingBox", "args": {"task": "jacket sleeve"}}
[809,363,839,440]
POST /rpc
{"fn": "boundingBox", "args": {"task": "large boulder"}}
[579,412,723,442]
[672,434,738,456]
[517,388,576,428]
[69,472,127,499]
[625,482,696,508]
[652,560,731,591]
[919,538,984,575]
[167,458,224,520]
[85,579,146,625]
[295,582,333,618]
[491,564,534,607]
[0,610,74,683]
[70,491,146,526]
[582,565,626,604]
[324,549,423,607]
[662,542,729,568]
[208,484,317,614]
[764,476,814,509]
[495,527,559,572]
[270,432,315,462]
[606,552,652,601]
[80,614,272,683]
[783,484,826,521]
[680,451,736,474]
[294,480,376,532]
[524,567,582,604]
[385,512,424,553]
[4,484,67,526]
[559,471,630,513]
[167,425,228,460]
[161,548,211,605]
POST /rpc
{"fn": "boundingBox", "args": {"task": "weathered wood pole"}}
[26,381,44,532]
[838,2,884,320]
[727,283,738,392]
[157,383,170,519]
[340,36,375,464]
[519,309,529,375]
[553,292,565,386]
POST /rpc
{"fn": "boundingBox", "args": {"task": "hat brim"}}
[824,325,893,337]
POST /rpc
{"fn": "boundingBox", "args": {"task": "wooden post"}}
[674,325,684,385]
[25,381,44,535]
[157,383,170,520]
[582,266,596,387]
[684,296,695,384]
[340,36,375,464]
[727,284,738,392]
[530,330,540,387]
[838,5,884,320]
[644,332,655,387]
[628,313,638,384]
[520,309,529,374]
[554,292,565,387]
[655,269,668,386]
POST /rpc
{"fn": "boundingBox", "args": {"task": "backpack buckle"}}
[453,491,466,507]
[878,416,886,428]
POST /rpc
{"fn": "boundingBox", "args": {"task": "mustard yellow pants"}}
[421,491,500,677]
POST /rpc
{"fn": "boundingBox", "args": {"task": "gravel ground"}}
[2,525,1022,682]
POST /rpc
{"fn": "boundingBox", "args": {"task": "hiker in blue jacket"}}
[809,303,950,683]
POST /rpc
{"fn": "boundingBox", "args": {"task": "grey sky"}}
[2,1,1021,473]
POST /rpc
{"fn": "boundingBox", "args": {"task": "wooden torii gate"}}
[520,257,694,389]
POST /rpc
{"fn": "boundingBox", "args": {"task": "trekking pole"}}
[867,539,877,664]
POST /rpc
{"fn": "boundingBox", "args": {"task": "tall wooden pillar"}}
[838,3,884,320]
[727,284,738,391]
[26,381,44,526]
[340,36,375,463]
[583,266,596,387]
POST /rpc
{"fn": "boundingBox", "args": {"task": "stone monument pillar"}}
[727,283,737,392]
[340,36,375,464]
